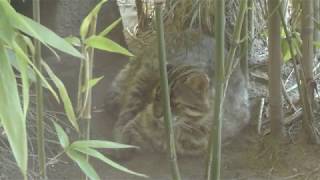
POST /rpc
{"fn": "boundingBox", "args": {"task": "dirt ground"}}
[2,43,320,180]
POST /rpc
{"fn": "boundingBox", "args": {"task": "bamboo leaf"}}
[53,122,70,148]
[98,18,122,37]
[13,41,60,102]
[281,38,291,62]
[0,1,83,58]
[72,146,147,178]
[12,41,30,118]
[18,15,83,58]
[66,149,100,180]
[80,0,108,39]
[0,45,27,177]
[7,48,36,82]
[85,36,134,57]
[71,140,138,149]
[64,36,81,47]
[0,6,15,44]
[42,62,79,132]
[81,76,104,92]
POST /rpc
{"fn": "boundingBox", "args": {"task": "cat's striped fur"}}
[107,33,249,157]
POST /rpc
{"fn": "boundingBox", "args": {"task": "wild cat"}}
[106,32,250,158]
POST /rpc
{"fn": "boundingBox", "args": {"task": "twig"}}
[281,173,305,180]
[287,62,320,93]
[305,165,320,180]
[258,98,265,135]
[282,80,298,112]
[284,68,294,86]
[283,108,302,125]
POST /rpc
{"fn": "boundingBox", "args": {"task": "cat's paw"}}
[106,148,138,162]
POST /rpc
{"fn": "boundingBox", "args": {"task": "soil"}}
[2,39,320,180]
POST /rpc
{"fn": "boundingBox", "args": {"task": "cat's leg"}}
[175,128,209,156]
[112,120,144,160]
[116,66,159,128]
[104,63,133,114]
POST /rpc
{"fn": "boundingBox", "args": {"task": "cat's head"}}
[170,71,210,118]
[153,65,210,119]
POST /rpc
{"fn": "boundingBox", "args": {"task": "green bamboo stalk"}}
[302,0,315,101]
[76,51,84,114]
[83,16,97,137]
[240,0,249,88]
[278,1,318,142]
[248,0,254,41]
[32,0,46,178]
[301,0,320,143]
[155,1,181,180]
[82,16,97,180]
[206,0,224,179]
[225,0,248,82]
[268,0,283,142]
[314,0,320,54]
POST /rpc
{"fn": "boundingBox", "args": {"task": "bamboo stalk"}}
[278,2,316,142]
[155,2,181,180]
[83,16,97,137]
[83,16,97,180]
[32,0,46,178]
[206,0,225,179]
[301,0,320,143]
[240,0,249,88]
[248,0,254,41]
[76,51,84,114]
[268,0,283,142]
[302,0,315,101]
[314,0,320,54]
[225,0,248,83]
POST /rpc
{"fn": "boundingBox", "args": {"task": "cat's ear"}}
[185,74,210,92]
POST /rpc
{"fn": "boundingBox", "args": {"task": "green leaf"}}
[85,36,134,57]
[0,1,83,58]
[42,62,79,132]
[53,122,70,148]
[281,38,291,62]
[98,18,122,37]
[64,36,81,47]
[12,40,30,118]
[73,146,147,178]
[19,15,83,58]
[0,45,28,177]
[0,5,15,44]
[7,49,37,84]
[81,76,104,92]
[80,0,108,39]
[66,149,100,180]
[71,140,138,149]
[13,41,60,102]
